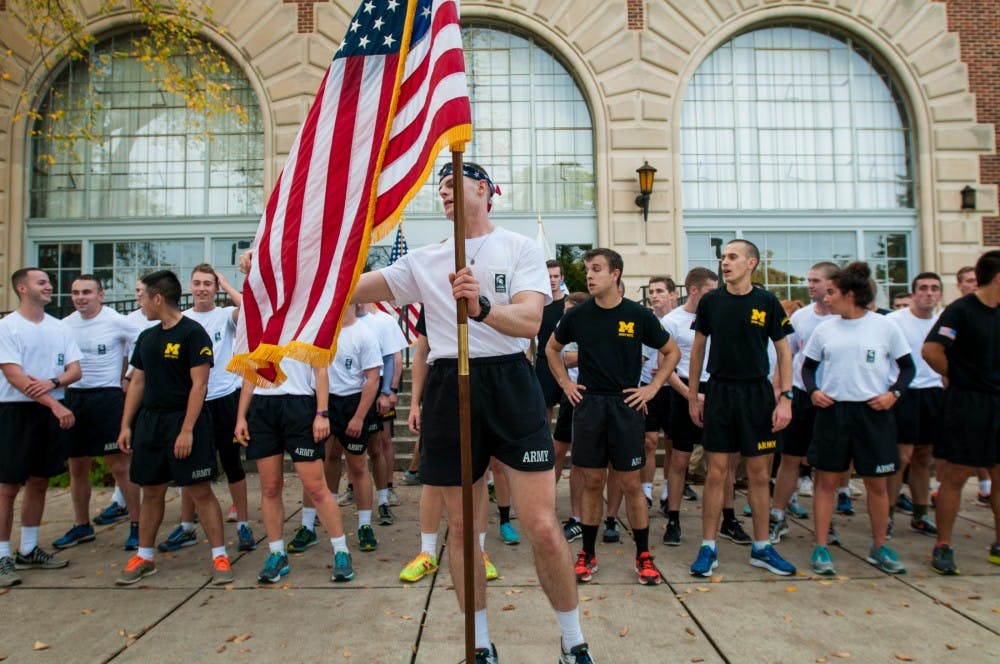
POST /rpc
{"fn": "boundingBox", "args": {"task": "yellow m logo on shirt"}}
[618,321,635,337]
[164,343,181,359]
[750,309,766,327]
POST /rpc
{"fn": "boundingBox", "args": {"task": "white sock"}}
[331,535,349,554]
[420,532,438,556]
[641,482,653,499]
[377,489,389,506]
[358,510,372,528]
[19,526,38,555]
[474,609,490,650]
[753,540,769,551]
[701,539,716,551]
[771,508,784,521]
[789,493,800,506]
[268,540,285,554]
[112,485,126,507]
[181,521,196,533]
[0,541,10,558]
[301,507,317,531]
[837,487,850,498]
[661,483,668,501]
[980,479,992,495]
[556,607,585,652]
[138,546,155,561]
[478,531,486,551]
[210,546,227,560]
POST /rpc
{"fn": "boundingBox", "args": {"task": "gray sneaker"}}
[0,556,22,587]
[116,556,157,585]
[827,525,841,546]
[768,517,789,544]
[867,544,905,574]
[378,503,396,525]
[337,489,355,507]
[211,555,235,585]
[387,488,401,507]
[14,547,68,570]
[332,550,355,582]
[401,470,422,486]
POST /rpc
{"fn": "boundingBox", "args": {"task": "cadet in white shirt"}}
[0,268,82,587]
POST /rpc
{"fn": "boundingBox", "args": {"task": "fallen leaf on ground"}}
[33,642,49,651]
[0,589,7,596]
[783,615,793,624]
[230,633,252,644]
[401,615,413,621]
[894,654,914,661]
[81,609,94,615]
[967,595,981,600]
[820,580,833,586]
[834,610,845,617]
[619,626,629,638]
[624,590,634,597]
[900,602,909,607]
[501,604,515,611]
[865,609,873,615]
[691,658,704,663]
[580,596,592,602]
[238,648,250,653]
[945,644,958,650]
[685,627,695,636]
[696,587,710,593]
[216,645,226,653]
[831,652,850,659]
[816,658,827,663]
[786,586,797,593]
[710,574,724,583]
[343,650,351,658]
[384,610,393,615]
[583,610,591,617]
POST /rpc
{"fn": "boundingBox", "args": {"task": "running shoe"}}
[867,544,905,574]
[14,547,68,569]
[332,551,355,582]
[357,525,378,552]
[768,516,789,544]
[689,545,718,578]
[157,525,197,552]
[663,520,681,546]
[635,551,662,585]
[910,515,937,537]
[211,555,235,585]
[227,504,238,522]
[116,556,156,585]
[988,543,1000,566]
[602,522,620,543]
[52,523,96,549]
[563,519,583,542]
[574,550,598,582]
[94,501,129,525]
[835,493,854,515]
[827,525,841,546]
[719,519,751,545]
[401,470,422,485]
[786,501,809,519]
[387,488,401,507]
[749,544,796,576]
[810,545,836,576]
[886,519,894,541]
[474,643,499,664]
[483,552,498,581]
[287,526,318,553]
[978,491,992,506]
[499,522,520,545]
[237,523,256,551]
[742,504,752,517]
[798,476,814,497]
[849,480,864,497]
[895,493,914,514]
[257,551,290,584]
[124,522,139,551]
[931,544,959,575]
[659,497,669,516]
[559,642,595,664]
[683,483,698,501]
[0,556,21,587]
[378,503,396,526]
[337,488,355,506]
[399,552,438,582]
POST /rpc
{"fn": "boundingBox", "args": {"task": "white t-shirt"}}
[804,312,911,402]
[886,307,943,389]
[62,306,137,389]
[660,306,710,382]
[358,309,409,376]
[788,304,837,390]
[381,227,551,363]
[254,357,315,397]
[0,312,83,403]
[183,306,241,399]
[328,321,382,396]
[563,341,579,383]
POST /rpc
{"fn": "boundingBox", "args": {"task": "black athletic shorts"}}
[535,359,562,409]
[783,388,817,458]
[205,390,246,483]
[572,393,645,471]
[894,387,945,451]
[553,395,574,444]
[0,402,69,483]
[64,388,124,458]
[939,388,1000,468]
[642,383,671,434]
[246,394,323,463]
[129,409,216,487]
[702,379,780,457]
[421,353,554,486]
[808,402,899,477]
[330,391,379,455]
[668,378,708,454]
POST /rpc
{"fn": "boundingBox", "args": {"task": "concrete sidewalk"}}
[1,477,998,663]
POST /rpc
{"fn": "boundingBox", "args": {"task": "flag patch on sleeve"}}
[938,326,956,340]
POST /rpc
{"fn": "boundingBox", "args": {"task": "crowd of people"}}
[0,161,998,664]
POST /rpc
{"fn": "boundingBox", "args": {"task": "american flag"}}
[376,225,422,340]
[230,0,471,386]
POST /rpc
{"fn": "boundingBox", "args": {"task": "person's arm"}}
[216,271,242,313]
[802,357,834,408]
[377,352,395,415]
[546,335,585,405]
[389,350,403,406]
[687,332,707,427]
[624,337,681,410]
[771,336,793,432]
[234,378,256,446]
[451,267,544,339]
[868,354,916,411]
[408,336,429,434]
[349,366,381,439]
[0,363,76,429]
[117,367,145,451]
[173,363,209,460]
[922,341,948,385]
[313,366,330,442]
[350,271,395,304]
[21,358,82,399]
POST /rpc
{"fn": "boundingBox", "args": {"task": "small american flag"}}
[376,225,422,340]
[230,0,471,385]
[938,326,957,340]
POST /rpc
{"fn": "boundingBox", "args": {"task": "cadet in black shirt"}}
[535,260,567,421]
[115,270,233,587]
[688,240,797,579]
[547,248,680,587]
[922,249,1000,575]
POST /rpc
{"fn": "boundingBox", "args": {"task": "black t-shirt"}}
[554,297,670,392]
[536,296,565,367]
[694,286,793,381]
[131,317,214,411]
[926,293,1000,393]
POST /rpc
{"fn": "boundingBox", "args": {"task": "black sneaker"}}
[683,484,698,501]
[659,498,669,516]
[474,642,499,664]
[663,520,681,546]
[0,556,21,587]
[563,519,583,542]
[14,546,68,570]
[719,519,751,545]
[931,544,959,575]
[602,522,620,543]
[378,504,396,526]
[559,642,594,663]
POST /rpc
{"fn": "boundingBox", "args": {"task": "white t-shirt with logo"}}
[254,357,315,397]
[804,312,911,402]
[788,304,837,391]
[328,321,382,396]
[62,306,137,389]
[183,306,241,399]
[0,312,83,403]
[660,306,710,382]
[382,227,551,364]
[358,308,409,376]
[886,307,943,389]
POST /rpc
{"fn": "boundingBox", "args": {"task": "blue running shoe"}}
[124,522,139,551]
[810,545,836,575]
[499,522,520,545]
[559,642,594,663]
[93,501,128,526]
[867,544,906,574]
[689,545,718,577]
[895,493,914,515]
[257,551,290,584]
[786,501,809,519]
[237,523,256,551]
[750,543,796,576]
[836,493,854,515]
[742,504,752,517]
[157,525,197,552]
[52,523,96,549]
[332,551,355,582]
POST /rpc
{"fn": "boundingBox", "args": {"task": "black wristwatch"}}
[780,390,793,401]
[50,377,61,388]
[390,387,399,394]
[315,410,329,418]
[471,295,491,322]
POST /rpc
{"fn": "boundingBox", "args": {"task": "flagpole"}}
[450,149,476,663]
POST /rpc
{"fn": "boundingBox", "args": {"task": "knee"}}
[581,471,605,492]
[618,473,641,493]
[524,516,563,552]
[260,480,283,501]
[644,436,658,454]
[301,481,331,505]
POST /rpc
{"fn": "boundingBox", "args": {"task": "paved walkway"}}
[2,476,998,663]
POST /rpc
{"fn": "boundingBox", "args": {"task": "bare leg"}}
[745,455,773,541]
[909,445,933,509]
[183,482,226,548]
[579,467,607,527]
[68,457,93,525]
[701,452,731,539]
[257,455,286,542]
[618,469,648,531]
[19,476,48,528]
[106,453,140,522]
[641,431,659,486]
[0,483,20,543]
[936,463,975,545]
[864,476,889,549]
[813,471,838,546]
[419,484,444,533]
[887,444,914,514]
[297,460,345,538]
[137,484,168,549]
[667,451,691,512]
[344,451,373,512]
[440,481,487,611]
[605,468,623,521]
[772,453,804,513]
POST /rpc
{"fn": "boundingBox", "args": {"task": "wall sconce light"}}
[961,185,976,211]
[635,161,657,222]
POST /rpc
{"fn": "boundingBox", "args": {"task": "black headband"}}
[438,163,502,199]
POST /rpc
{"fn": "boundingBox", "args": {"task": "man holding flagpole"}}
[351,163,593,663]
